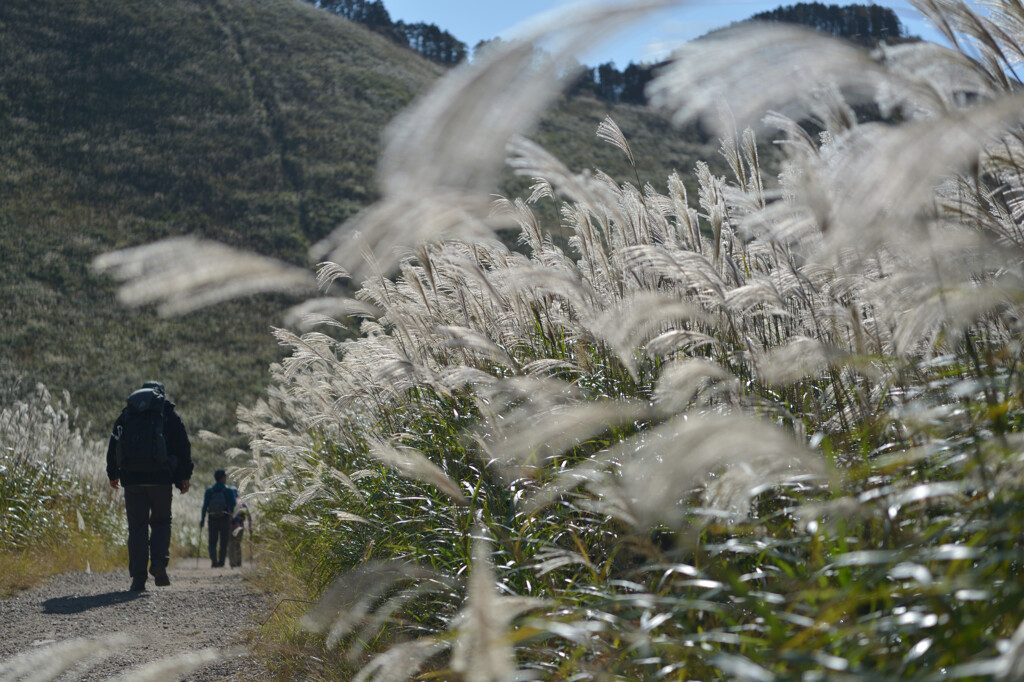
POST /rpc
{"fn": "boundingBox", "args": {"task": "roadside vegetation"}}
[0,383,125,596]
[182,0,1024,678]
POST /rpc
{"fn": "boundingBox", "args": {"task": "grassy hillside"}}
[0,0,443,439]
[0,0,713,445]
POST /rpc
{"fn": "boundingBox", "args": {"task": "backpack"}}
[208,487,231,517]
[115,388,172,473]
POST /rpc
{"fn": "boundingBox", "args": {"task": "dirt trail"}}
[0,561,269,680]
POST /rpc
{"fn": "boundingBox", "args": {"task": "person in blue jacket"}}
[199,469,236,567]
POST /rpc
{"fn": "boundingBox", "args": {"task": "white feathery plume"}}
[272,328,339,378]
[352,637,450,682]
[734,197,820,251]
[912,0,972,50]
[806,99,1024,258]
[586,291,709,379]
[986,0,1024,65]
[91,236,316,315]
[108,649,222,682]
[493,195,544,255]
[696,161,729,267]
[645,329,721,359]
[526,177,555,203]
[368,440,469,505]
[594,413,823,529]
[875,41,998,118]
[450,532,513,682]
[438,365,501,391]
[450,530,546,682]
[334,510,372,525]
[372,359,419,396]
[301,561,450,648]
[522,456,616,518]
[434,325,516,368]
[432,245,511,310]
[667,172,702,250]
[596,115,635,167]
[531,547,595,576]
[724,277,790,317]
[473,376,584,418]
[377,1,673,197]
[480,400,651,477]
[741,126,765,201]
[890,273,1024,357]
[758,336,836,385]
[313,1,676,275]
[503,264,599,316]
[506,135,619,212]
[318,194,507,281]
[290,312,348,332]
[0,633,130,681]
[652,358,736,416]
[620,245,726,304]
[649,24,887,134]
[520,358,578,377]
[283,297,381,331]
[316,261,352,291]
[290,479,326,510]
[912,0,1018,87]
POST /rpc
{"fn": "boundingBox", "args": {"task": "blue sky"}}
[383,1,944,67]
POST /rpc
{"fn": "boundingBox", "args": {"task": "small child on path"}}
[228,496,252,568]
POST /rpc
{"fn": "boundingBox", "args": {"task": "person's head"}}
[141,381,165,397]
[214,468,227,483]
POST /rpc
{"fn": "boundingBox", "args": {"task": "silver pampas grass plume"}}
[312,1,677,276]
[92,236,315,315]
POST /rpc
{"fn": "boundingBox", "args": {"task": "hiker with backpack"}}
[106,381,193,592]
[199,469,236,567]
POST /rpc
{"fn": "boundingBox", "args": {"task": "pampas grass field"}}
[11,0,1024,678]
[0,383,126,594]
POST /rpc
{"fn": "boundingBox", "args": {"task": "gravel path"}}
[0,560,270,680]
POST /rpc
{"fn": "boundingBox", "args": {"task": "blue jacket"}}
[200,482,237,524]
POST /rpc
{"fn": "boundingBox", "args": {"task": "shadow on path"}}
[42,591,146,614]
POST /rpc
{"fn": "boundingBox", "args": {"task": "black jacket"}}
[106,400,193,486]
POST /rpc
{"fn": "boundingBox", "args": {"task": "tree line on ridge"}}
[309,0,915,106]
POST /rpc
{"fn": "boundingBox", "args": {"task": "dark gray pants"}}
[207,515,231,566]
[124,484,173,579]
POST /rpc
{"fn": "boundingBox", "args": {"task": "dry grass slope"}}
[0,0,441,437]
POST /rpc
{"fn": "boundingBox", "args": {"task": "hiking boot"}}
[151,567,170,587]
[129,577,146,592]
